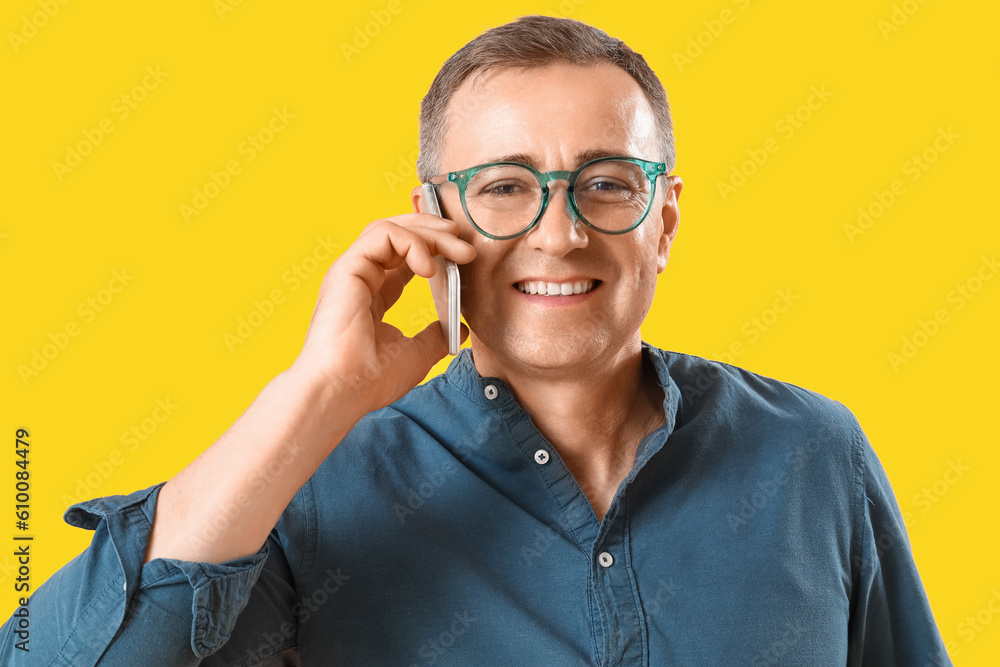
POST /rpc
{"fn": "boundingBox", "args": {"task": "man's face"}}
[414,62,682,378]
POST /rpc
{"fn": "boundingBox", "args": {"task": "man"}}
[3,15,951,665]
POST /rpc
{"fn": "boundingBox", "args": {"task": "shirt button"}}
[484,384,498,400]
[123,581,127,591]
[534,449,550,465]
[598,552,614,568]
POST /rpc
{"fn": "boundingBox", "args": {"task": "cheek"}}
[459,242,502,306]
[632,220,665,281]
[617,232,661,285]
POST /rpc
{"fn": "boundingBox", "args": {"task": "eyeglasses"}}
[426,156,668,240]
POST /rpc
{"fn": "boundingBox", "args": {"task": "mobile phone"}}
[419,183,461,355]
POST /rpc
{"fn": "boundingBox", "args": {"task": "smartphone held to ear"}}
[420,183,461,356]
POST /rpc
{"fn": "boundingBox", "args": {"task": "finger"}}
[349,227,475,295]
[373,215,477,263]
[366,223,478,272]
[346,225,438,299]
[378,221,477,265]
[374,229,474,316]
[360,213,454,240]
[391,212,462,233]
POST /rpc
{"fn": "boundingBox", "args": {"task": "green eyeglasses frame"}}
[427,156,668,241]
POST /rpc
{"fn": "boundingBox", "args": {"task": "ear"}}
[410,185,424,214]
[656,175,683,274]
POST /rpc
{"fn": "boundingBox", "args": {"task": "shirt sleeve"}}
[846,426,953,666]
[0,481,300,666]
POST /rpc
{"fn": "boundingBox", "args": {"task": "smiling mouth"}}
[513,280,601,296]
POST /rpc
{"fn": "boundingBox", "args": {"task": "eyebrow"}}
[480,148,626,170]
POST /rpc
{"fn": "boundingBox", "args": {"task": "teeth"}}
[515,280,596,296]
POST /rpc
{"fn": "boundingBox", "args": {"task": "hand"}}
[290,213,476,416]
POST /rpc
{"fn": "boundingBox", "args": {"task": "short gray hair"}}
[416,15,676,182]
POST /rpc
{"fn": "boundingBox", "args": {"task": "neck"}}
[470,334,666,519]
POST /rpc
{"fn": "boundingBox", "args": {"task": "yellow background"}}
[2,0,997,662]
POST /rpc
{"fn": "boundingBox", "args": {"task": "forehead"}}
[441,62,657,170]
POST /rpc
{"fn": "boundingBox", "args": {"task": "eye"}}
[487,182,519,196]
[577,160,647,197]
[467,164,538,200]
[581,178,634,194]
[477,179,534,197]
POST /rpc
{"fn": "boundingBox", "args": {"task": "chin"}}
[475,326,613,373]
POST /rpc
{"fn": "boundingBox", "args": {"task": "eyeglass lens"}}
[463,160,652,237]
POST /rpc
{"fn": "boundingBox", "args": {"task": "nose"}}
[523,179,588,256]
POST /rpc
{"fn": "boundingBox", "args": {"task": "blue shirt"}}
[3,343,952,665]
